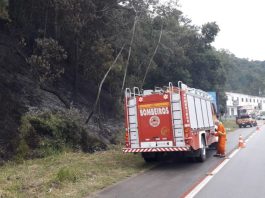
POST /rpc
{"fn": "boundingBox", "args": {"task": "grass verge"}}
[0,145,153,198]
[222,119,238,132]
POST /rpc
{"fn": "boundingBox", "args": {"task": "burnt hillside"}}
[0,20,121,160]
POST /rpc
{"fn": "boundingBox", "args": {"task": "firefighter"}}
[214,120,226,158]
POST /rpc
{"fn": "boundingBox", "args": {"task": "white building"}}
[226,92,265,117]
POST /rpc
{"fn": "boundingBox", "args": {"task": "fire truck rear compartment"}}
[137,99,174,148]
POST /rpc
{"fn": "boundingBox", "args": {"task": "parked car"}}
[236,114,257,128]
[260,115,265,120]
[256,115,265,120]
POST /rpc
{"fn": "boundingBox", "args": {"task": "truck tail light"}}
[125,131,130,148]
[184,127,190,135]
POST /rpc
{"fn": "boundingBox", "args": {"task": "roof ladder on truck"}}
[169,82,185,147]
[125,87,140,148]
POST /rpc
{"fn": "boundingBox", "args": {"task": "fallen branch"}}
[40,85,70,109]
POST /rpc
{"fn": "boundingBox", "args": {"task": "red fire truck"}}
[123,82,218,162]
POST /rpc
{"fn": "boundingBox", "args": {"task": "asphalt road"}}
[195,124,265,198]
[91,124,258,198]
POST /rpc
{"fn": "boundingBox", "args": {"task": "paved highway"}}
[195,124,265,198]
[91,124,258,198]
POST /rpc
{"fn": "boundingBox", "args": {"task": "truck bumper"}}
[122,147,190,153]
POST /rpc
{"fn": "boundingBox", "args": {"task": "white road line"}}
[228,148,240,159]
[184,130,258,198]
[211,159,229,175]
[185,176,213,198]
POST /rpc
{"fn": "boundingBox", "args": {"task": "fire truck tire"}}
[142,153,157,163]
[209,142,217,150]
[196,138,206,162]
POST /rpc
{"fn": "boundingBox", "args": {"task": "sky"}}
[176,0,265,61]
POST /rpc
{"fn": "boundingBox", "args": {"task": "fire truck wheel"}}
[142,153,157,163]
[196,138,206,162]
[209,142,217,150]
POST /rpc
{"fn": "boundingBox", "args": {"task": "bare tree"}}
[141,25,163,88]
[120,9,138,100]
[86,44,125,124]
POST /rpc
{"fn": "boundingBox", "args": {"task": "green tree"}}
[201,22,220,44]
[27,38,67,84]
[0,0,8,19]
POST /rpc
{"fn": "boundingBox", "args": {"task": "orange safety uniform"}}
[215,122,226,155]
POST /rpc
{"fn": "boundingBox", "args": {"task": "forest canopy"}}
[7,0,224,92]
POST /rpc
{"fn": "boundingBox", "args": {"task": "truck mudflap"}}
[122,147,190,153]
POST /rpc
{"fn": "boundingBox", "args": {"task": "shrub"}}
[81,131,107,153]
[56,167,78,183]
[15,139,30,161]
[16,109,107,159]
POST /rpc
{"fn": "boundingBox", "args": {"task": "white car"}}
[261,115,265,120]
[257,115,265,120]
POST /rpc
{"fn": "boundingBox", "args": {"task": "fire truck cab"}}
[123,82,217,162]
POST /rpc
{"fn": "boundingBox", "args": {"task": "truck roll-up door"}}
[187,94,198,129]
[195,97,204,128]
[206,100,214,127]
[201,99,210,127]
